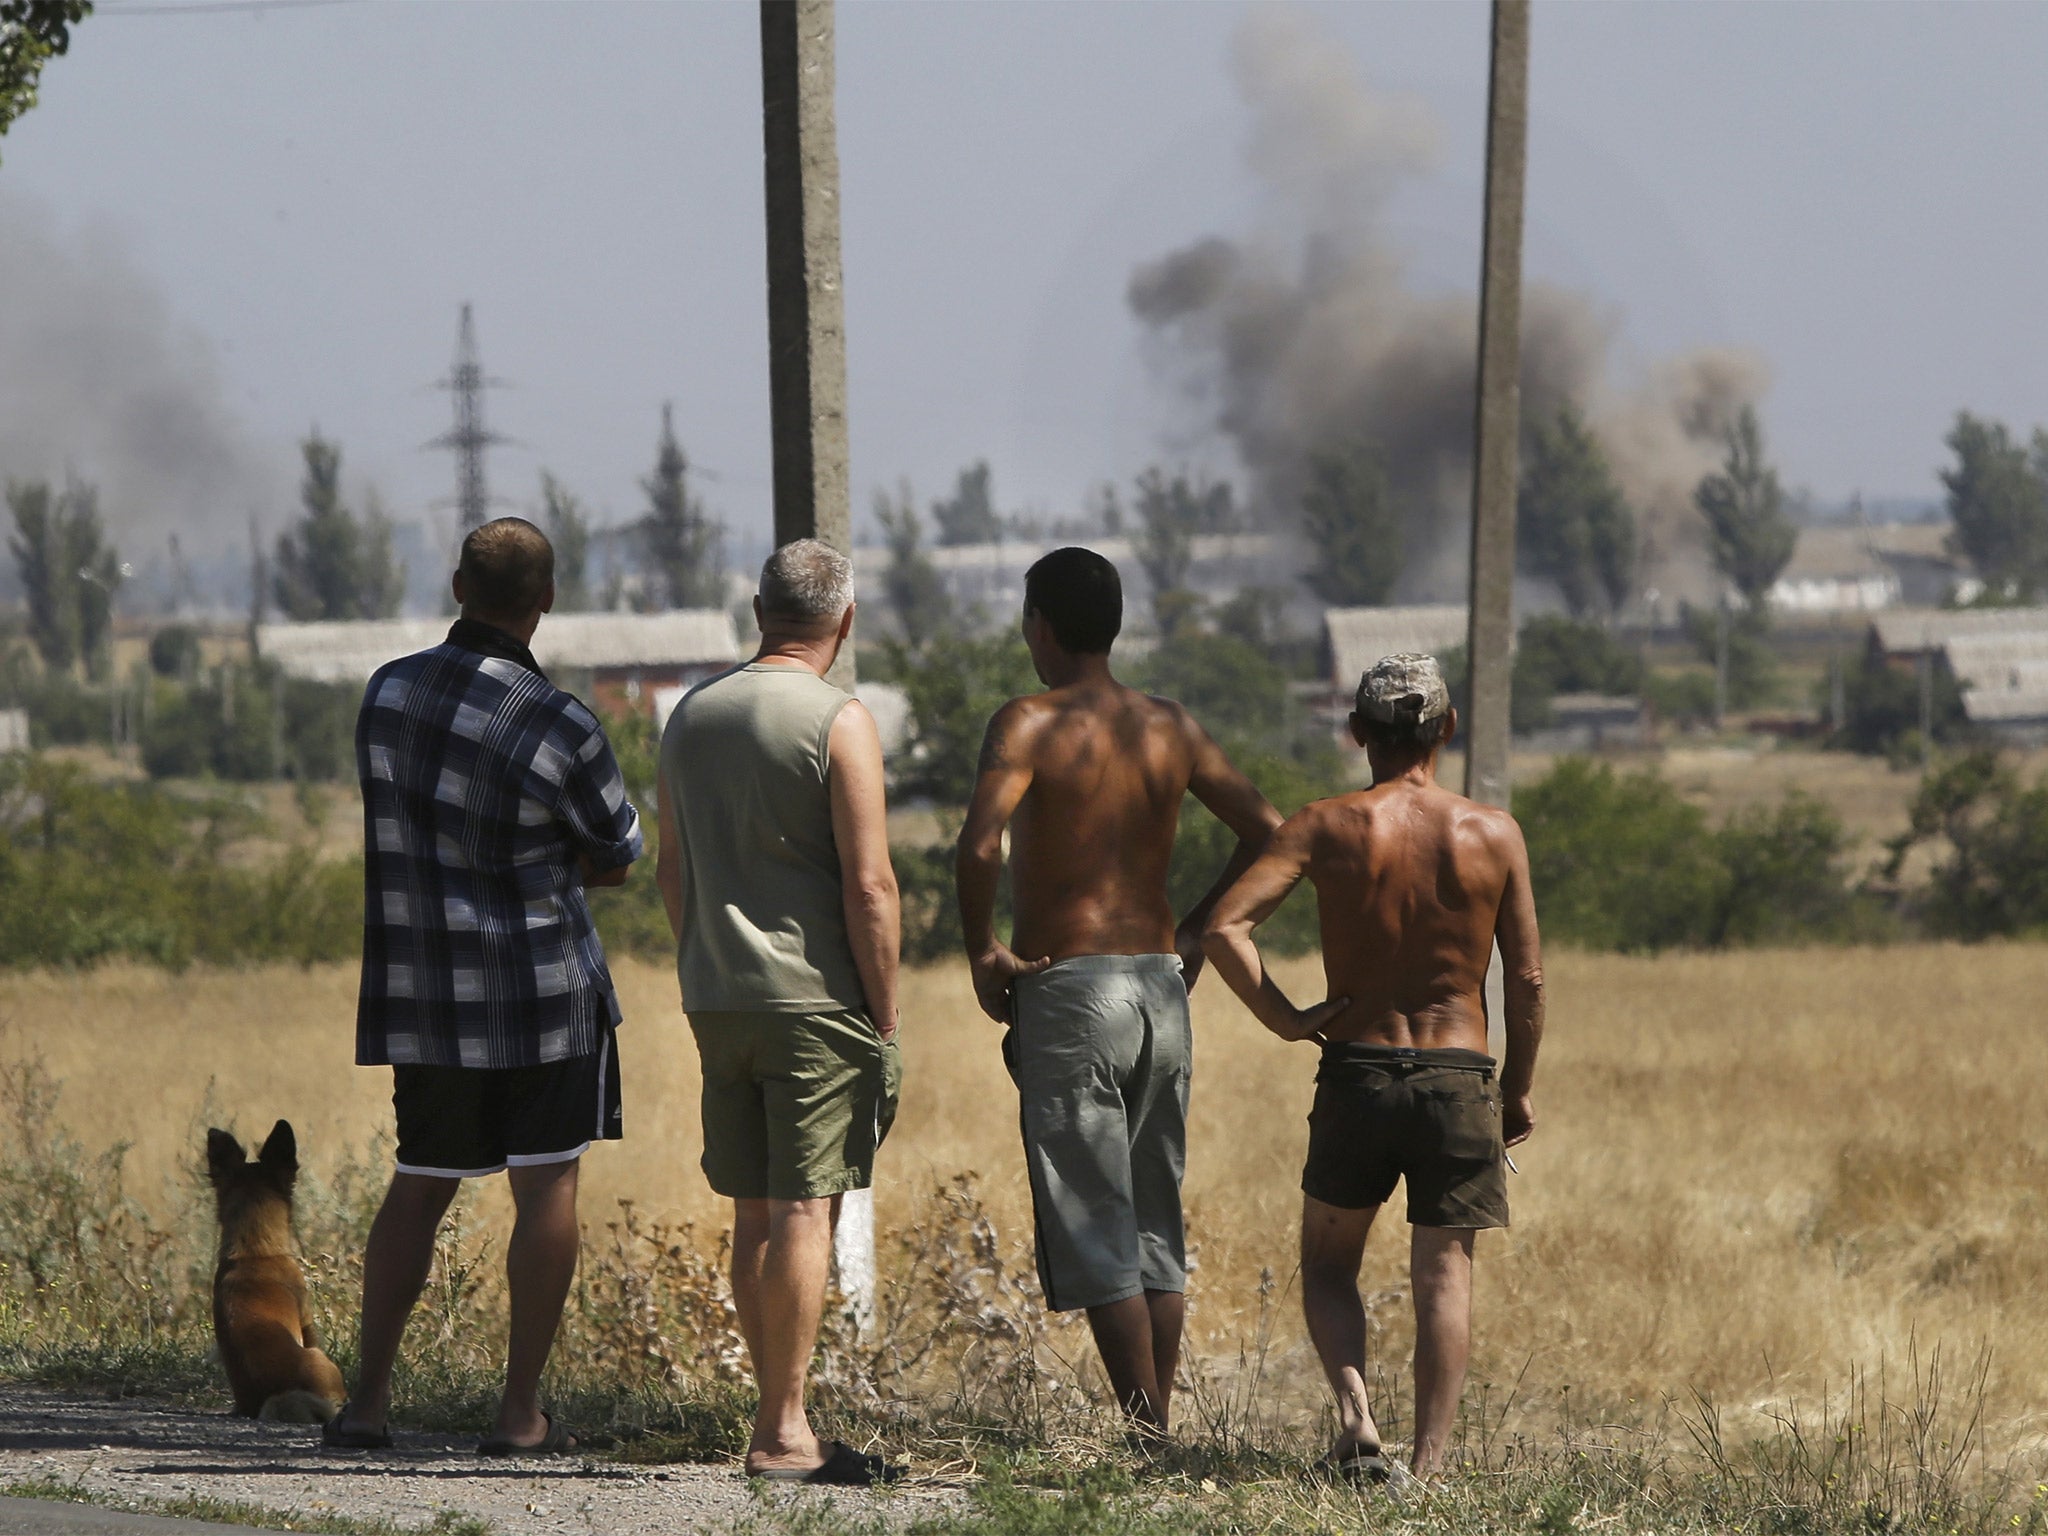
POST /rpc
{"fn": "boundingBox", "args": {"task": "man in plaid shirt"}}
[325,517,642,1456]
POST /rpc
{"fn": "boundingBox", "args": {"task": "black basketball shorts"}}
[391,1029,622,1179]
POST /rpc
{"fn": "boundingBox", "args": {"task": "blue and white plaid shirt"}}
[354,619,644,1069]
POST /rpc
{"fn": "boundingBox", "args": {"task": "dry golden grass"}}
[8,944,2046,1445]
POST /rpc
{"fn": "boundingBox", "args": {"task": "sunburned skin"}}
[1202,711,1543,1142]
[956,626,1281,1023]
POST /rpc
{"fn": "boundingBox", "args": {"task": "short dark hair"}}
[458,517,553,619]
[1356,712,1454,755]
[1024,547,1121,654]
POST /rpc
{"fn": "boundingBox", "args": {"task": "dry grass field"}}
[6,941,2045,1457]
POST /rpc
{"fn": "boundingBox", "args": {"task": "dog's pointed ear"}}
[206,1128,246,1180]
[257,1120,298,1174]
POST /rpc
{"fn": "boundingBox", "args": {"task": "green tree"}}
[930,460,1002,547]
[64,479,123,678]
[271,435,405,622]
[1510,613,1644,732]
[1134,630,1289,747]
[1299,440,1403,607]
[872,481,952,648]
[1131,467,1236,636]
[1517,403,1637,619]
[638,404,725,610]
[894,633,1040,804]
[1883,750,2048,938]
[6,477,120,677]
[1695,405,1796,610]
[1940,411,2048,601]
[540,471,592,612]
[8,479,77,673]
[0,0,89,154]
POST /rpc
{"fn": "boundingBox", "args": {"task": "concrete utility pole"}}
[1461,0,1530,812]
[760,0,852,579]
[760,0,871,1324]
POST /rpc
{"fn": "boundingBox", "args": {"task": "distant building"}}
[258,611,739,716]
[1769,523,1975,615]
[1867,606,2048,737]
[1321,605,1470,696]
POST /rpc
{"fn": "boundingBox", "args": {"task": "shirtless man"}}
[956,546,1281,1439]
[1203,653,1543,1483]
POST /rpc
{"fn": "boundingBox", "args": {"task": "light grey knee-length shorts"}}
[1006,953,1192,1312]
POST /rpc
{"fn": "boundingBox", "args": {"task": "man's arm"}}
[1201,812,1349,1041]
[955,700,1051,1023]
[654,771,685,944]
[1493,815,1545,1148]
[557,717,643,884]
[827,700,901,1043]
[1175,711,1284,990]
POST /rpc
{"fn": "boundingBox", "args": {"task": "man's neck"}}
[752,634,837,678]
[1040,650,1116,690]
[1365,749,1441,790]
[459,608,541,648]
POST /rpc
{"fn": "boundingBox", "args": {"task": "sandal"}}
[320,1407,393,1451]
[1323,1444,1393,1484]
[477,1411,611,1457]
[751,1439,903,1486]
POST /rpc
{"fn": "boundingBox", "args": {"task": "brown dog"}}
[204,1120,346,1423]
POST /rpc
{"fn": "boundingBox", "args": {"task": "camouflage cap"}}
[1355,652,1450,725]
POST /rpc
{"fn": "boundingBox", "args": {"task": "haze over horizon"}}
[4,0,2045,599]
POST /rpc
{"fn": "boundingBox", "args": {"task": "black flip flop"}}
[752,1440,902,1486]
[477,1412,611,1457]
[320,1408,393,1451]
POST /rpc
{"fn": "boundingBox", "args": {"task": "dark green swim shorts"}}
[1301,1044,1509,1229]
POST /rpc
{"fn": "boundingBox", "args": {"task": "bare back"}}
[1296,778,1523,1050]
[1001,680,1196,961]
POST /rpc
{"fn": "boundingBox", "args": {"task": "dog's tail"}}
[259,1389,339,1425]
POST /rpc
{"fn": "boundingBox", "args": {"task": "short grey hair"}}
[759,538,854,621]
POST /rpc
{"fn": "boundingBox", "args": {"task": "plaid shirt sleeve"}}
[554,709,643,874]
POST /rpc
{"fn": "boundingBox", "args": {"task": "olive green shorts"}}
[688,1009,901,1201]
[1302,1044,1509,1229]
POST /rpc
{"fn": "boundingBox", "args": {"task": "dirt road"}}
[0,1389,968,1534]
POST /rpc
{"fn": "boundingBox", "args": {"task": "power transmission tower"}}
[427,303,513,532]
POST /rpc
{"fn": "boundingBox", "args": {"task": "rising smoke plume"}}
[1128,8,1767,602]
[0,192,283,607]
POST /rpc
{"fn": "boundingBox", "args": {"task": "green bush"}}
[1511,615,1645,732]
[1516,757,1859,953]
[1829,649,1968,757]
[1884,750,2048,937]
[890,634,1040,804]
[0,756,360,968]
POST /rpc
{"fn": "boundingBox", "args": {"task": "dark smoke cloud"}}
[0,192,283,607]
[1128,8,1767,601]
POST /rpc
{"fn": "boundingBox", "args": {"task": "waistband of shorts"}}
[1317,1043,1496,1075]
[1017,953,1185,983]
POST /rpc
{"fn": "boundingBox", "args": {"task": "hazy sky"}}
[6,0,2047,572]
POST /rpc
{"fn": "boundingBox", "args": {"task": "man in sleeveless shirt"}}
[1204,653,1544,1484]
[957,547,1282,1442]
[655,540,903,1486]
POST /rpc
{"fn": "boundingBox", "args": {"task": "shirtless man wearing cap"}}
[1202,653,1544,1483]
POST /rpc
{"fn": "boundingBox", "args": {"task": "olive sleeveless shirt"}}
[658,661,865,1013]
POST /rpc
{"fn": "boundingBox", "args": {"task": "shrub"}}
[1511,614,1645,732]
[1517,758,1726,952]
[1829,648,1968,757]
[0,756,360,968]
[1516,758,1858,953]
[1884,750,2048,938]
